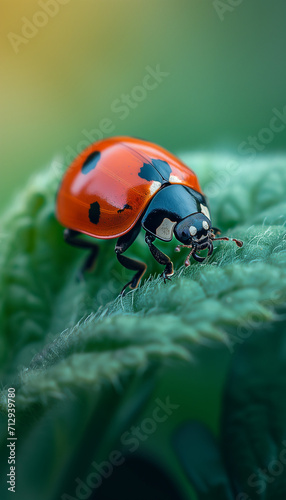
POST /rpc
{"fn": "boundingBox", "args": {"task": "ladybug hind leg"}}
[115,221,146,294]
[145,233,174,283]
[64,228,99,281]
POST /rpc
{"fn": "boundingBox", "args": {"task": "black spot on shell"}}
[138,163,162,183]
[117,204,132,213]
[151,159,172,182]
[81,151,101,174]
[89,202,100,224]
[138,159,172,183]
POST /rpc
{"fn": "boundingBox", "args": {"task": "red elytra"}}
[56,136,202,239]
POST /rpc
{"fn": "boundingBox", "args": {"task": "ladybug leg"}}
[145,233,174,283]
[115,222,146,294]
[212,227,221,236]
[64,228,99,280]
[175,244,192,252]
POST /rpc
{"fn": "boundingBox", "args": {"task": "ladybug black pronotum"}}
[56,136,243,293]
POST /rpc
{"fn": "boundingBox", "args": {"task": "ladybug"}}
[56,136,243,293]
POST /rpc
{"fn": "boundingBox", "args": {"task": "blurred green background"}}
[1,3,286,498]
[1,0,286,211]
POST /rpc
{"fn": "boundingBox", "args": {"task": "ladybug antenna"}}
[211,235,243,248]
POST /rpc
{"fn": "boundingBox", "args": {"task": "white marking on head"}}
[156,218,177,241]
[189,226,197,236]
[149,180,162,196]
[202,220,209,230]
[200,204,210,220]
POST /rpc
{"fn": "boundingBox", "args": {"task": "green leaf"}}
[0,154,286,499]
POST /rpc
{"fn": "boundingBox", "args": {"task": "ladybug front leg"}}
[145,233,174,283]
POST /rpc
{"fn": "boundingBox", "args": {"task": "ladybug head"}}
[174,213,213,262]
[174,212,243,264]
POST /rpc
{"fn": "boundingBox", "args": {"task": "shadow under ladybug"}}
[56,137,243,294]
